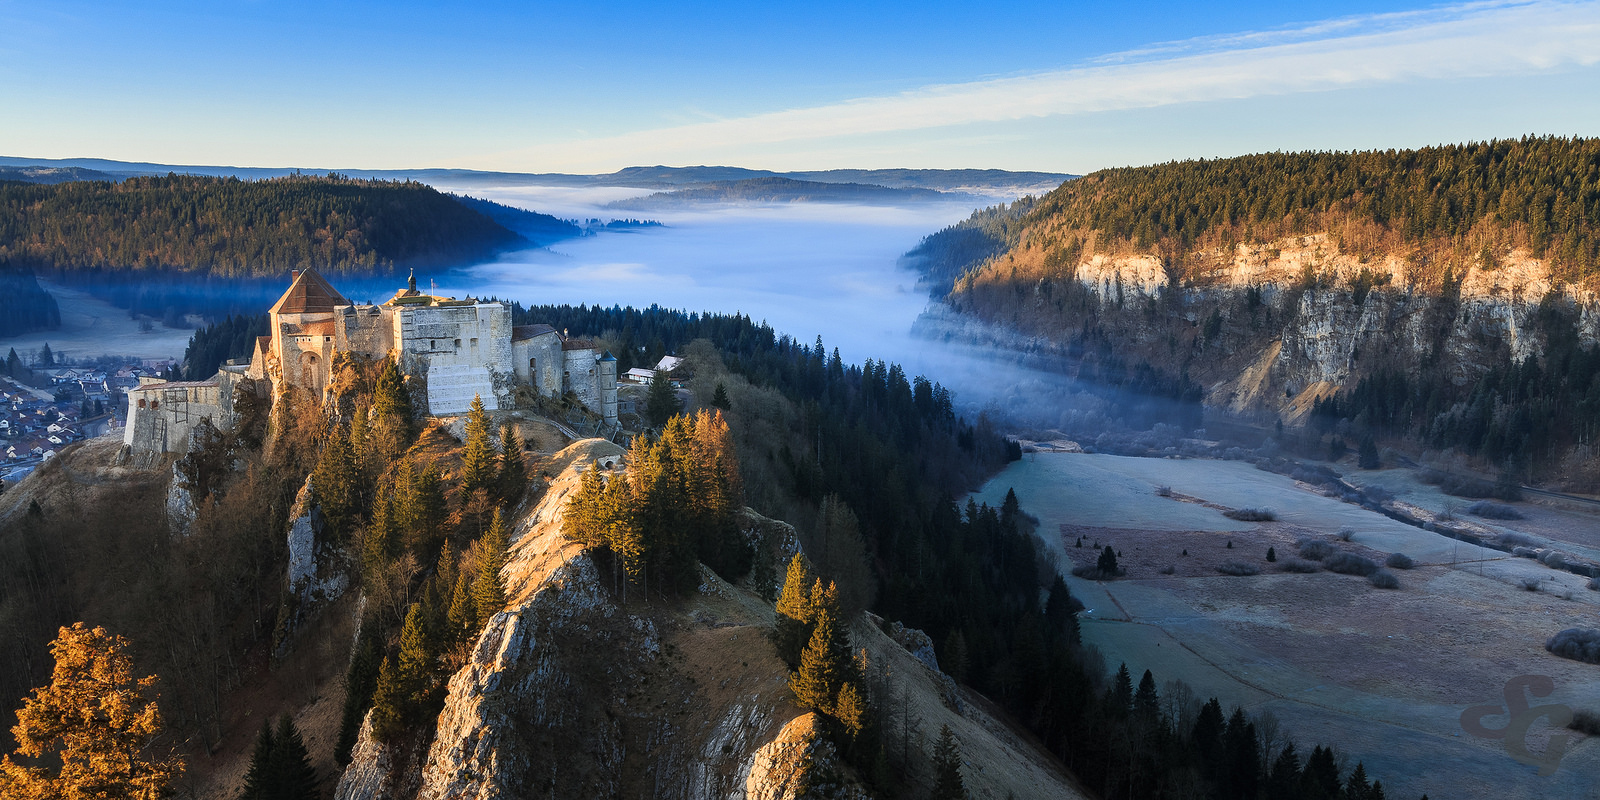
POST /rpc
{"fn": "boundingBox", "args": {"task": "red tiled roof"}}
[270,268,350,315]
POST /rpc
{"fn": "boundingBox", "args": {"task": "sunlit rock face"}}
[939,233,1600,425]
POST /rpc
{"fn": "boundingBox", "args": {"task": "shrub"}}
[1155,485,1173,497]
[1337,526,1356,542]
[1298,540,1336,561]
[1362,485,1394,503]
[1217,562,1261,576]
[1546,629,1600,664]
[1280,559,1320,573]
[1224,507,1277,521]
[1497,532,1535,548]
[1384,552,1415,570]
[1466,500,1524,520]
[1541,551,1576,570]
[1570,710,1600,736]
[1521,577,1542,592]
[1324,552,1378,576]
[1368,569,1400,589]
[1266,546,1277,562]
[1159,565,1176,575]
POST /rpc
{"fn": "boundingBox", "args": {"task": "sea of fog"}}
[415,184,1097,423]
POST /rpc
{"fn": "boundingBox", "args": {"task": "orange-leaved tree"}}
[1,622,182,799]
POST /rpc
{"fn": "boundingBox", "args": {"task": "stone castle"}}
[125,268,617,456]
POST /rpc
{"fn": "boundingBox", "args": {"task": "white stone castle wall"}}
[398,303,515,415]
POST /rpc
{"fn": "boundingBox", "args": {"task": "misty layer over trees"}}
[0,263,60,336]
[0,174,526,278]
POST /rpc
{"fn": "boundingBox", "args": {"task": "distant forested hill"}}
[0,165,117,184]
[901,195,1040,297]
[607,177,961,209]
[0,174,528,278]
[449,193,582,244]
[1015,135,1600,280]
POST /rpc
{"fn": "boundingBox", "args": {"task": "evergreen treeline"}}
[0,174,526,278]
[180,313,270,380]
[1311,297,1600,479]
[901,195,1038,297]
[0,263,60,336]
[1018,136,1600,279]
[514,302,1403,797]
[563,409,747,596]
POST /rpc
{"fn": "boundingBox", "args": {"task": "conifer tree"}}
[0,623,182,798]
[460,395,497,497]
[931,724,967,800]
[269,715,319,800]
[312,422,360,541]
[368,655,405,744]
[645,371,680,428]
[1134,669,1161,719]
[373,357,412,421]
[561,463,606,548]
[711,381,731,411]
[335,623,381,765]
[240,721,276,800]
[473,508,509,627]
[1266,742,1302,800]
[791,607,841,712]
[773,554,817,666]
[448,569,476,641]
[497,424,527,504]
[362,487,398,585]
[599,469,643,598]
[835,681,868,743]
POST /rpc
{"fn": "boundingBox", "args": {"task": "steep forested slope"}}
[922,137,1600,487]
[0,174,527,277]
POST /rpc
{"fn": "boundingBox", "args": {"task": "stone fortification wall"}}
[398,302,515,415]
[123,371,242,456]
[336,305,393,360]
[511,332,564,398]
[563,349,602,411]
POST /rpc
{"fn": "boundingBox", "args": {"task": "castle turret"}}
[598,351,618,425]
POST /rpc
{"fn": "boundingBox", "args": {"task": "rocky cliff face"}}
[333,437,1088,800]
[939,233,1600,426]
[334,438,808,800]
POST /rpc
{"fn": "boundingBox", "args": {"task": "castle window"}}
[151,401,159,410]
[470,338,478,347]
[137,398,146,409]
[454,338,461,348]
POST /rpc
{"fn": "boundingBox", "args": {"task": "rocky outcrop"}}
[739,713,863,800]
[939,233,1600,425]
[333,438,1086,800]
[165,462,197,536]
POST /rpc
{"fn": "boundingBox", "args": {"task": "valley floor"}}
[972,452,1600,800]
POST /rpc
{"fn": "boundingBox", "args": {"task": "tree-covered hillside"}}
[0,174,527,278]
[901,195,1038,297]
[1011,136,1600,280]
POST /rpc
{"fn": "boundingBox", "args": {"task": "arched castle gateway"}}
[126,268,617,456]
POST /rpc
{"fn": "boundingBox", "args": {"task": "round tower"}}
[598,351,618,425]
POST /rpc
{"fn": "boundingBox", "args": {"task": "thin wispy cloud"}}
[518,0,1600,169]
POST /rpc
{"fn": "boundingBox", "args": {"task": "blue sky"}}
[3,0,1598,173]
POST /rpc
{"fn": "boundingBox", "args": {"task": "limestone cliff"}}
[938,232,1599,429]
[334,438,1086,799]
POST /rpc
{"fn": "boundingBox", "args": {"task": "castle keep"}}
[125,268,617,455]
